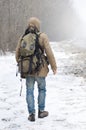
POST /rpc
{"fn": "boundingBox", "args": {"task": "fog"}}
[72,0,86,22]
[69,0,86,48]
[0,0,86,52]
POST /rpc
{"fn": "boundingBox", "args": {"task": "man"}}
[15,17,57,121]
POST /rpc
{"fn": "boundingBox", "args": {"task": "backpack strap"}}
[35,33,45,68]
[28,55,33,74]
[22,26,39,38]
[35,33,44,54]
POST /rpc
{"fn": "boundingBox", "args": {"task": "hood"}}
[28,17,40,31]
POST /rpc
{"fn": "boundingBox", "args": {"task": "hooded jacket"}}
[15,17,57,77]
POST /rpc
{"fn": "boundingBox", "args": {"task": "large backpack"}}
[18,31,44,78]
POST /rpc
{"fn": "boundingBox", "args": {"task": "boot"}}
[38,110,49,118]
[28,113,35,121]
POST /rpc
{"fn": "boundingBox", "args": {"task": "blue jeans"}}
[26,76,46,114]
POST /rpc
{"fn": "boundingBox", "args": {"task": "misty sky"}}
[72,0,86,22]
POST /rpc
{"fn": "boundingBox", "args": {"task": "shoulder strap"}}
[22,28,29,38]
[22,26,39,38]
[35,33,43,54]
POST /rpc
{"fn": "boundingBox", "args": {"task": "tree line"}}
[0,0,81,53]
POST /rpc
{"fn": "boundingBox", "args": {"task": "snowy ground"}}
[0,42,86,130]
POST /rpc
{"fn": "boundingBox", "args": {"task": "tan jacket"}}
[15,33,57,77]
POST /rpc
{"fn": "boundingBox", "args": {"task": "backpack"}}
[18,32,44,78]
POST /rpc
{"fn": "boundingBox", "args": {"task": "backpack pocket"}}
[18,55,42,78]
[18,58,30,78]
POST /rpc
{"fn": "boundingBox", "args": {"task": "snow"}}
[0,42,86,130]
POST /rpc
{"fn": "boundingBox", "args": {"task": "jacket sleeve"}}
[42,33,57,72]
[15,37,22,63]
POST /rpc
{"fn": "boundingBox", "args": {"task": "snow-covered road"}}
[0,42,86,130]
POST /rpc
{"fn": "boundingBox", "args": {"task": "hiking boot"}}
[28,113,35,121]
[38,110,49,118]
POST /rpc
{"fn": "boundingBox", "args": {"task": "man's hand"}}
[53,69,57,75]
